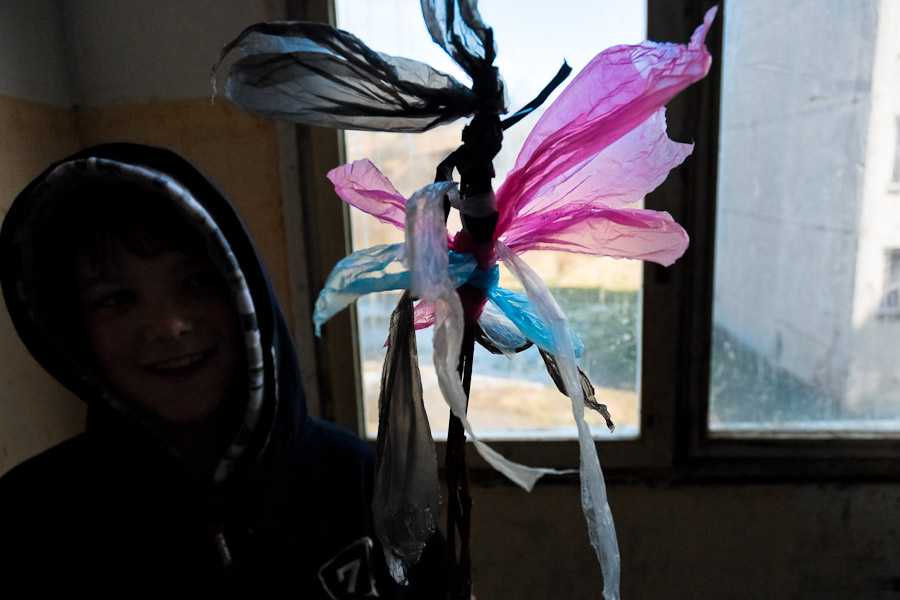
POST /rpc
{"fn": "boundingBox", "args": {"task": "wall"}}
[0,0,86,475]
[0,0,294,475]
[469,478,900,600]
[60,0,292,310]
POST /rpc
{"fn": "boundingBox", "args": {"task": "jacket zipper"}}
[210,522,234,567]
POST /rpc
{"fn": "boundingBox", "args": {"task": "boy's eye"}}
[184,271,212,289]
[90,289,135,310]
[184,270,218,292]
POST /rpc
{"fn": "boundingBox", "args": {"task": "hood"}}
[0,143,307,483]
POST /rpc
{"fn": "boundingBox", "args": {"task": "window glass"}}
[711,0,900,435]
[335,0,646,439]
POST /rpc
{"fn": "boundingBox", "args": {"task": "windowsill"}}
[372,424,640,443]
[709,421,900,438]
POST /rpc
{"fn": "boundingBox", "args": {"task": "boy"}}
[0,143,445,598]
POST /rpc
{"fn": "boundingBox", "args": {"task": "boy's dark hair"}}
[29,181,212,366]
[54,181,208,271]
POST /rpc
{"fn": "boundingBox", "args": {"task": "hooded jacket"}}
[0,143,445,599]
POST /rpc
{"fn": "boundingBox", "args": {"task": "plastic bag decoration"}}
[213,19,491,132]
[216,4,717,599]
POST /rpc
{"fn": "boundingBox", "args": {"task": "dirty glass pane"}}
[336,0,646,440]
[711,0,900,436]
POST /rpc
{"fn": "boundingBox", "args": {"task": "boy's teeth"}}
[155,353,204,370]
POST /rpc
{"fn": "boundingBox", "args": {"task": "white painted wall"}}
[0,0,74,105]
[62,0,281,106]
[0,0,281,108]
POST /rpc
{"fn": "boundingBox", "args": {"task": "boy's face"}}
[76,247,242,425]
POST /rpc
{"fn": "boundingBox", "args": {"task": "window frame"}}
[660,0,900,480]
[290,0,900,481]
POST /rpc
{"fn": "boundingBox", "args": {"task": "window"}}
[299,0,900,475]
[336,0,647,441]
[709,0,900,437]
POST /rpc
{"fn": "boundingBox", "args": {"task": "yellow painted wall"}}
[0,95,290,475]
[75,98,291,311]
[0,96,82,206]
[0,95,85,475]
[467,479,900,599]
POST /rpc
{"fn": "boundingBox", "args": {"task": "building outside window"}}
[710,0,900,434]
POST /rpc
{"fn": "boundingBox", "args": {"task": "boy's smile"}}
[77,249,242,425]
